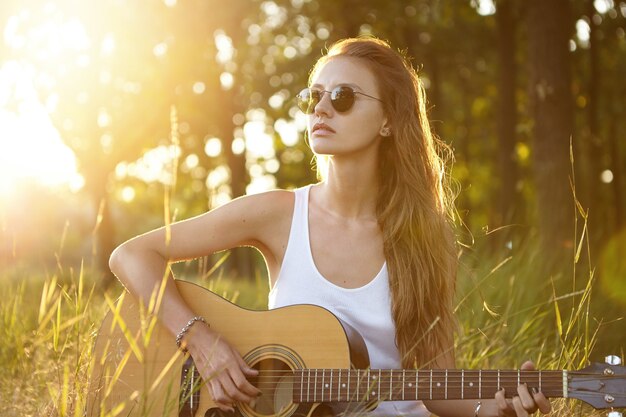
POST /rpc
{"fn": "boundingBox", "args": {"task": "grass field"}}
[0,228,623,417]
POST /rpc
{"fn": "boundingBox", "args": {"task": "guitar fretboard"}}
[291,369,566,403]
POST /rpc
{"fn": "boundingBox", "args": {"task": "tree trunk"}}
[527,0,574,269]
[583,0,604,247]
[495,0,520,234]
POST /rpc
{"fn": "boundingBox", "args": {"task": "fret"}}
[357,369,361,402]
[402,369,405,401]
[479,369,482,398]
[539,370,542,393]
[367,369,372,400]
[327,369,331,400]
[314,369,318,402]
[377,369,381,401]
[300,370,304,403]
[429,369,433,399]
[415,370,418,400]
[307,369,311,402]
[461,369,464,399]
[321,369,325,402]
[517,369,520,387]
[326,369,330,400]
[445,369,448,400]
[389,369,393,401]
[337,369,341,401]
[497,369,501,391]
[346,369,352,401]
[326,369,332,401]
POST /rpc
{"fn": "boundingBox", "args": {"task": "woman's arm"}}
[108,190,294,411]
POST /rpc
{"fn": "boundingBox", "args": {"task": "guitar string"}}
[190,369,623,395]
[222,370,616,379]
[243,388,626,399]
[242,371,616,382]
[229,380,626,398]
[208,371,613,383]
[244,369,619,376]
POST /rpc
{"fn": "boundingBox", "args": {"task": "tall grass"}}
[0,262,101,416]
[0,207,622,416]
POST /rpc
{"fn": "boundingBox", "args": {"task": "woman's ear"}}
[380,123,392,137]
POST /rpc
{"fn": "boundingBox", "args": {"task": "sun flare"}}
[0,61,81,197]
[0,2,90,198]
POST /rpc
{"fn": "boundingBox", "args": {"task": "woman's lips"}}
[312,122,336,135]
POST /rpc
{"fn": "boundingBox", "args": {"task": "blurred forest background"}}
[1,0,625,359]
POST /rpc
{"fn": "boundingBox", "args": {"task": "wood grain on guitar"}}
[86,281,626,417]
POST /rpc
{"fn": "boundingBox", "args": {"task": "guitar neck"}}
[292,369,567,403]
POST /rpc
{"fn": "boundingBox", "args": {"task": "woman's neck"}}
[316,157,379,220]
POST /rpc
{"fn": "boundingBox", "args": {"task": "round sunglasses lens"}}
[331,87,356,112]
[297,89,317,114]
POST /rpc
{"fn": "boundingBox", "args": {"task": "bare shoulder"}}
[210,189,295,264]
[200,188,296,249]
[218,189,294,225]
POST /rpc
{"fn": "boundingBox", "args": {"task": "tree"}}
[526,0,575,268]
[495,0,521,233]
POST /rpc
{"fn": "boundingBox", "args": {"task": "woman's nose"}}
[314,91,333,116]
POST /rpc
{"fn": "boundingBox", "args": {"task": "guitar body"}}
[87,280,369,417]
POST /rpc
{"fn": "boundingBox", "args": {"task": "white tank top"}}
[268,185,429,417]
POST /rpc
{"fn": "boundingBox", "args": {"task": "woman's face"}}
[306,56,389,158]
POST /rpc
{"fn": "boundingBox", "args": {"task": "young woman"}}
[109,37,551,417]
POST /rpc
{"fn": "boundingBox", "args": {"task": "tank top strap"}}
[285,184,311,256]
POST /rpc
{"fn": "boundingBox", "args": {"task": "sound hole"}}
[245,358,294,417]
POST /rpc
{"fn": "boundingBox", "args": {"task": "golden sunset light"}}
[0,60,81,197]
[1,1,625,415]
[0,2,95,197]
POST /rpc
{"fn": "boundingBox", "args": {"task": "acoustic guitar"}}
[87,280,625,417]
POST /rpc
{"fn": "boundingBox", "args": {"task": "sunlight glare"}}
[601,169,614,184]
[204,137,222,157]
[220,72,234,90]
[100,33,116,56]
[244,120,275,159]
[0,61,81,197]
[120,185,136,203]
[594,0,614,14]
[274,118,299,146]
[214,30,234,64]
[473,0,496,16]
[117,145,181,185]
[232,137,245,155]
[576,19,590,45]
[247,174,277,195]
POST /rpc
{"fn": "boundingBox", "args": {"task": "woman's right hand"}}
[184,323,261,412]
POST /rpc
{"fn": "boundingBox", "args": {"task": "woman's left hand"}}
[493,361,552,416]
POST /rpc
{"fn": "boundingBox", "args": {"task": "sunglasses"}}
[296,86,383,114]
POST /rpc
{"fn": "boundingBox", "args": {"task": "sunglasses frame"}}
[296,86,383,114]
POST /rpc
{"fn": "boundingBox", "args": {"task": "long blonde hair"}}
[310,37,458,368]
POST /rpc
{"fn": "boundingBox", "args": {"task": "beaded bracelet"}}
[175,316,208,353]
